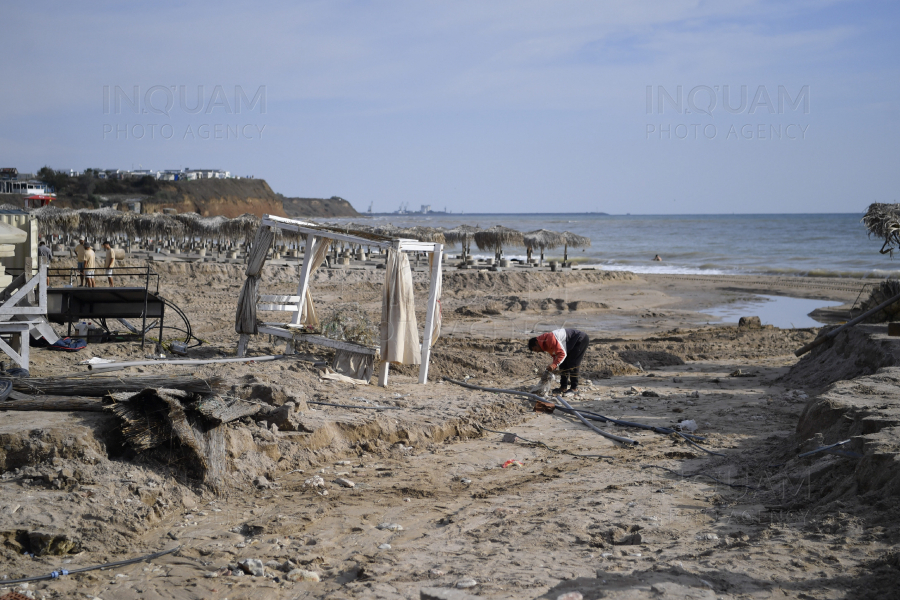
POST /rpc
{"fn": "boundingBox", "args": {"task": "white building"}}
[0,180,53,195]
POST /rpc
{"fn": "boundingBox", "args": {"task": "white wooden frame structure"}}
[0,263,58,368]
[237,215,443,386]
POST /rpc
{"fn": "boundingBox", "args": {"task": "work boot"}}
[551,387,568,395]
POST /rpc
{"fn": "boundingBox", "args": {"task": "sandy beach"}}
[1,260,898,600]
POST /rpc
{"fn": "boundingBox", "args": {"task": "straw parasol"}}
[862,203,900,255]
[474,225,524,260]
[524,228,563,265]
[559,231,591,262]
[397,226,447,244]
[444,224,481,259]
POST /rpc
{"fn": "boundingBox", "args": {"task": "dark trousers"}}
[559,329,589,389]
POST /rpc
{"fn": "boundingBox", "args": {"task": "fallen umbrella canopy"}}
[443,377,638,446]
[1,545,181,585]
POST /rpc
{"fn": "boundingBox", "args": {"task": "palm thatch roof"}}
[524,228,564,250]
[560,231,591,248]
[397,226,446,244]
[474,225,525,253]
[444,224,481,245]
[862,203,900,255]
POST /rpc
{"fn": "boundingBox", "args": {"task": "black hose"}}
[642,465,758,490]
[477,424,615,459]
[443,378,638,445]
[2,546,180,585]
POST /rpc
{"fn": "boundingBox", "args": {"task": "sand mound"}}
[781,324,900,390]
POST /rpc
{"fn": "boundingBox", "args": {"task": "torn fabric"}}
[299,236,333,330]
[380,250,420,364]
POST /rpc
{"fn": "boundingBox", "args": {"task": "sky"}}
[1,0,898,214]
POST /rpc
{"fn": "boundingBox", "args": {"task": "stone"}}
[253,476,271,489]
[738,316,762,329]
[377,522,403,531]
[334,477,355,488]
[238,558,265,577]
[642,390,660,397]
[305,476,326,488]
[456,578,477,588]
[689,391,700,398]
[420,588,482,600]
[557,593,584,600]
[286,568,320,582]
[378,543,392,550]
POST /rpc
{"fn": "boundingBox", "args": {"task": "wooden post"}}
[237,333,249,357]
[418,244,443,384]
[292,236,319,326]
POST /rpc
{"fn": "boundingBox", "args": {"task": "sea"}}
[326,213,898,279]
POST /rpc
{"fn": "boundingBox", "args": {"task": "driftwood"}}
[11,375,224,397]
[0,391,105,411]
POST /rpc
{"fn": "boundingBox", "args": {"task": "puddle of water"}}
[705,294,843,329]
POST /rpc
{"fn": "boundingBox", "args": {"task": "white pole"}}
[418,243,442,384]
[378,361,390,387]
[89,354,289,373]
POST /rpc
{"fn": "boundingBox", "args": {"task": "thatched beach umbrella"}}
[398,226,446,244]
[474,225,524,261]
[31,206,80,238]
[560,231,591,262]
[444,224,481,259]
[524,228,563,265]
[862,203,900,255]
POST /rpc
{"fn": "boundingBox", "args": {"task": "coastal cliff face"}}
[2,178,361,219]
[281,196,359,218]
[143,179,286,218]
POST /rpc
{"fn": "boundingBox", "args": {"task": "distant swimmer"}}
[652,254,662,261]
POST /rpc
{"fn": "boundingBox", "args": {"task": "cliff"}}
[143,179,285,218]
[281,196,359,218]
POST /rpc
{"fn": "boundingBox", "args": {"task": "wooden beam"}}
[260,295,302,303]
[418,244,443,384]
[258,304,300,312]
[262,216,393,249]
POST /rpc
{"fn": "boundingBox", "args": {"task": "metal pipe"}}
[795,290,900,356]
[88,354,289,372]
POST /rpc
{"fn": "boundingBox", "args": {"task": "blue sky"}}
[1,0,898,214]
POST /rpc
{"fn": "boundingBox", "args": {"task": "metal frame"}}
[239,215,443,386]
[46,265,163,348]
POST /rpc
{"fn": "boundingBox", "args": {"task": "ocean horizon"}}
[324,212,897,279]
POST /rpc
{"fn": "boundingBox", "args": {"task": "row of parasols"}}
[12,204,591,261]
[339,223,591,262]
